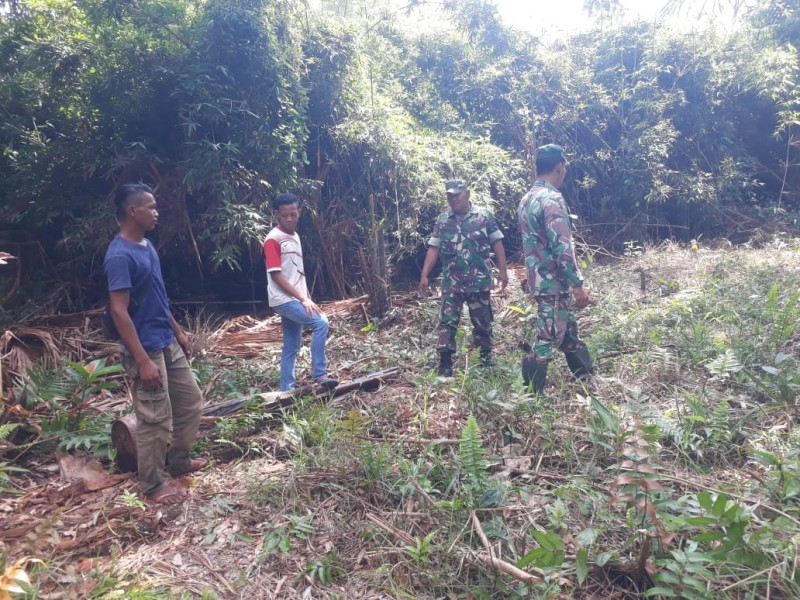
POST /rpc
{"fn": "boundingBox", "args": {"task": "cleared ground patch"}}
[2,238,800,599]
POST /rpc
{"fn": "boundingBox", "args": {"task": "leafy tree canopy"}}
[0,0,797,314]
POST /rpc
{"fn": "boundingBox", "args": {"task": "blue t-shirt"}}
[104,236,174,352]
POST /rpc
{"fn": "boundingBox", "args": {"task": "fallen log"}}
[201,366,402,417]
[111,366,402,472]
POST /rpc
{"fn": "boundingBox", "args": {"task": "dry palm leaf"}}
[208,295,373,358]
[0,557,43,599]
[1,327,62,379]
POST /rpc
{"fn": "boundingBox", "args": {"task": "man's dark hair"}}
[535,155,564,176]
[115,183,154,219]
[272,193,301,211]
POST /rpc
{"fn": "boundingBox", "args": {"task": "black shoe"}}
[314,375,339,389]
[479,348,495,367]
[501,425,521,446]
[438,365,454,377]
[438,351,454,377]
[565,346,594,379]
[521,358,548,395]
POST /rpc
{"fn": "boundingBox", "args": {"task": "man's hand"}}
[418,247,439,298]
[138,358,163,389]
[495,271,509,294]
[419,275,430,296]
[301,297,321,316]
[573,286,593,309]
[175,329,193,361]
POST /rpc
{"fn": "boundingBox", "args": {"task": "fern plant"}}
[0,425,27,493]
[0,423,17,442]
[765,284,800,351]
[15,361,72,414]
[458,415,490,505]
[665,394,743,465]
[0,424,27,492]
[58,412,118,459]
[705,349,742,380]
[16,358,122,432]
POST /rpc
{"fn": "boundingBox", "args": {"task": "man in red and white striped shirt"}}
[264,193,337,391]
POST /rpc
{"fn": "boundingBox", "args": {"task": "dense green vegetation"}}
[0,0,798,312]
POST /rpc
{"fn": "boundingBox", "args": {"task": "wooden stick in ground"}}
[365,512,416,546]
[189,549,238,596]
[411,479,440,511]
[471,511,496,555]
[475,553,544,586]
[470,511,544,586]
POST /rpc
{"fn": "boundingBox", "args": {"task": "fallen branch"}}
[189,549,238,596]
[365,512,416,546]
[112,367,403,471]
[361,434,461,445]
[471,511,546,586]
[471,511,495,555]
[200,366,403,417]
[475,552,544,586]
[411,479,440,511]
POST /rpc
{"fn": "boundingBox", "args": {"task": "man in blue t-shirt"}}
[104,183,206,505]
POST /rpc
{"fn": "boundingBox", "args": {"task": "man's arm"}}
[543,198,591,308]
[169,314,193,360]
[109,290,163,388]
[270,271,321,316]
[418,246,440,296]
[491,239,508,293]
[543,199,584,288]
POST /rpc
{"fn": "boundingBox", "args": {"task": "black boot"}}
[522,357,548,395]
[438,351,454,377]
[501,424,522,446]
[479,347,494,367]
[565,346,594,379]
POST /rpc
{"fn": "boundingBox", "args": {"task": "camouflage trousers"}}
[437,290,493,353]
[528,293,587,363]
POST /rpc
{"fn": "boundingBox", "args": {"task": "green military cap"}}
[536,144,567,161]
[445,179,468,194]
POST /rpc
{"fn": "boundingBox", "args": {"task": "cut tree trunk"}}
[111,367,402,472]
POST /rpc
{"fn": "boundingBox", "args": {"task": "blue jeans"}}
[273,300,330,391]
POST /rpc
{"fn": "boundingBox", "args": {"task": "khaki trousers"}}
[121,339,202,495]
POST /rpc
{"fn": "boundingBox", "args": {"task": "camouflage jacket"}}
[517,181,583,296]
[428,204,504,293]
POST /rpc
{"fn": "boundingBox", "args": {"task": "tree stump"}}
[110,414,138,473]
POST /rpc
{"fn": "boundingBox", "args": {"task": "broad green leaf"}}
[711,493,728,518]
[575,528,598,547]
[591,397,619,434]
[696,491,713,512]
[595,552,613,567]
[576,548,589,585]
[531,530,563,552]
[645,587,677,597]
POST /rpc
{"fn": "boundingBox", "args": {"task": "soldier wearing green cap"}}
[420,179,508,376]
[517,144,594,394]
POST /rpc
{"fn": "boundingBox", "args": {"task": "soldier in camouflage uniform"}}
[420,179,508,376]
[518,144,594,394]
